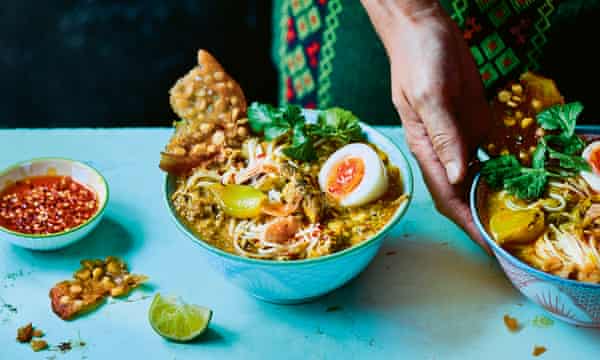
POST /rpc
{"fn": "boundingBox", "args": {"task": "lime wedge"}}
[148,293,212,342]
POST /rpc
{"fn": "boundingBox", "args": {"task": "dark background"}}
[0,1,598,128]
[0,0,277,128]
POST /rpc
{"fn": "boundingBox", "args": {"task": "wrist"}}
[361,0,445,50]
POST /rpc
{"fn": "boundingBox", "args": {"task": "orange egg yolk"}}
[590,146,600,174]
[327,157,365,199]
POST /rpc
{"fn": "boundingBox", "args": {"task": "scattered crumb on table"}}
[31,339,48,352]
[533,345,547,356]
[531,315,554,328]
[17,323,33,342]
[503,314,521,332]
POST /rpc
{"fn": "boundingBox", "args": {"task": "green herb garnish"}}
[309,107,364,143]
[247,103,364,162]
[482,101,590,200]
[536,101,582,137]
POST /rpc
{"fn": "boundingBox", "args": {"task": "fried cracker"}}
[49,257,147,320]
[484,72,564,165]
[161,50,250,174]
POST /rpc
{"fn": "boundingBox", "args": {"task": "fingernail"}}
[445,161,460,184]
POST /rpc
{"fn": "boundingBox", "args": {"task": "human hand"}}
[362,0,492,253]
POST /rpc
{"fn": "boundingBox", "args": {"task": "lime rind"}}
[149,293,212,342]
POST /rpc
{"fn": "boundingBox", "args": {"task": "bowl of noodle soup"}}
[164,121,413,304]
[470,130,600,327]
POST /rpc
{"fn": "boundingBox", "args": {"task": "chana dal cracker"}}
[49,256,148,320]
[484,72,564,165]
[160,49,249,174]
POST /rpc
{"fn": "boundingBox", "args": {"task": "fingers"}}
[416,94,468,185]
[394,90,491,254]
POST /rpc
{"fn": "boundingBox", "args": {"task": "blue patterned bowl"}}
[470,174,600,327]
[165,123,413,304]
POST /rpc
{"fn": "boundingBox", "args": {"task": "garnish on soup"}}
[480,73,600,283]
[160,50,408,261]
[0,176,97,235]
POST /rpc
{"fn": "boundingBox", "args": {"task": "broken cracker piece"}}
[503,314,521,332]
[533,345,547,356]
[49,257,148,320]
[161,49,250,174]
[16,323,33,343]
[484,72,565,165]
[30,339,48,352]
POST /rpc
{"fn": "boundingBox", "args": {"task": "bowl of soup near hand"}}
[0,158,108,250]
[160,50,413,303]
[164,114,413,303]
[470,73,600,327]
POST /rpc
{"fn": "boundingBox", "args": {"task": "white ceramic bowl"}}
[0,158,109,251]
[165,123,413,304]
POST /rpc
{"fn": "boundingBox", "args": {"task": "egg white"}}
[318,143,389,207]
[581,140,600,193]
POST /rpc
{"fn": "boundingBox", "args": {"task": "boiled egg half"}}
[318,143,388,207]
[581,140,600,192]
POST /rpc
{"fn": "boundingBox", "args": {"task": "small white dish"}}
[0,158,109,251]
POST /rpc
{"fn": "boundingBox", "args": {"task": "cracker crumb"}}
[503,314,520,332]
[31,339,48,352]
[533,345,547,356]
[17,323,33,342]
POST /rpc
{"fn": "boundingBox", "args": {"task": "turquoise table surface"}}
[0,128,598,360]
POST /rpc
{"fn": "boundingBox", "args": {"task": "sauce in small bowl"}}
[0,159,108,250]
[0,176,98,235]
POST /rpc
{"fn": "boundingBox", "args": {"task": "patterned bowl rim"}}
[0,157,109,239]
[470,173,600,289]
[164,121,414,266]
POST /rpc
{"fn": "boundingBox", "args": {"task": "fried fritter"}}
[484,72,564,165]
[49,256,147,320]
[161,50,250,174]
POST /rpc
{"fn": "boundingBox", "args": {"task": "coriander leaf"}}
[481,155,522,188]
[548,148,591,171]
[536,102,583,137]
[263,122,290,141]
[248,102,280,133]
[544,134,585,155]
[504,169,548,200]
[310,107,364,143]
[283,141,316,161]
[283,122,316,161]
[282,105,304,126]
[532,142,547,169]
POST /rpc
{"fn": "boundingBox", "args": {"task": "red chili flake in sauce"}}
[0,176,98,235]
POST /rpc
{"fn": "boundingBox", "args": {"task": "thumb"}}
[419,100,468,184]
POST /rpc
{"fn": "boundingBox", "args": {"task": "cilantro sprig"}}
[248,102,365,162]
[482,101,590,200]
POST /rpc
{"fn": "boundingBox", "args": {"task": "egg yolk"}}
[589,146,600,174]
[327,157,365,199]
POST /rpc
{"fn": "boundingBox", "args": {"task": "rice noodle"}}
[494,174,600,283]
[228,218,329,260]
[170,135,407,262]
[504,192,566,212]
